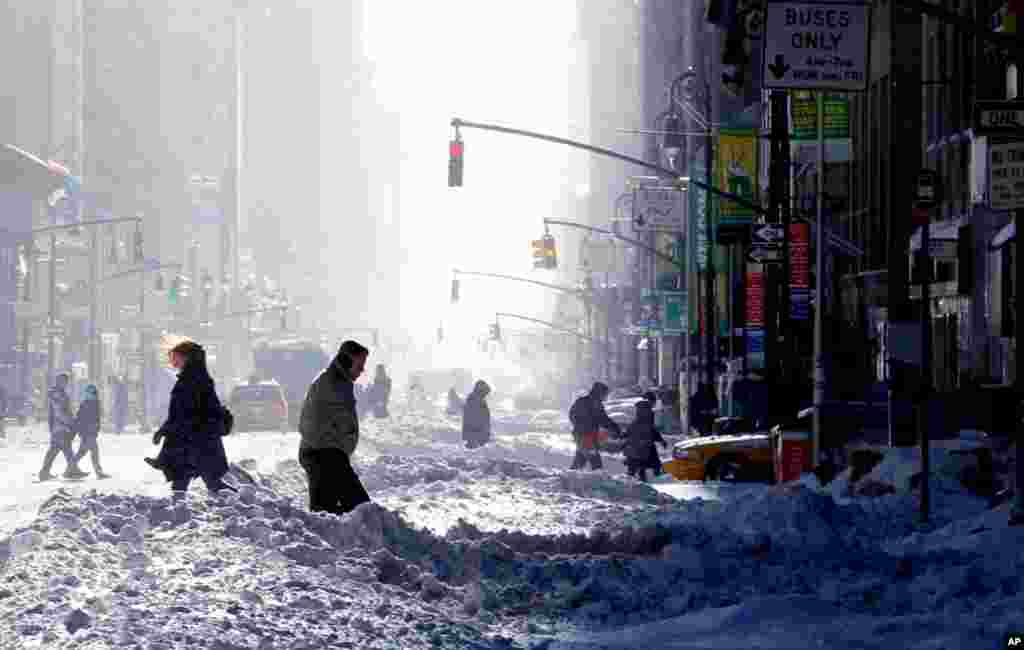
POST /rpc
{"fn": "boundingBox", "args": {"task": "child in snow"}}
[71,384,110,479]
[623,400,667,482]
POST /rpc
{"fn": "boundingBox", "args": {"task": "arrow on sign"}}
[752,224,784,244]
[747,245,783,264]
[767,54,791,80]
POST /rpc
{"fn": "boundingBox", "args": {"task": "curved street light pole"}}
[453,269,584,297]
[495,312,602,344]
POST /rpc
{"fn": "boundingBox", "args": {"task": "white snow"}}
[0,409,1021,649]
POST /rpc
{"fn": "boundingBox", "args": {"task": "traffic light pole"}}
[451,118,767,217]
[495,312,603,344]
[453,269,586,297]
[543,219,683,270]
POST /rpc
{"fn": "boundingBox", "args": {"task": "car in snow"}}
[228,381,289,434]
[662,432,775,482]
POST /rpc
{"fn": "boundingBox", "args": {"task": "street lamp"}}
[675,65,717,395]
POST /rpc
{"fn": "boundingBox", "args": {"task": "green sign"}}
[662,291,687,335]
[791,92,850,140]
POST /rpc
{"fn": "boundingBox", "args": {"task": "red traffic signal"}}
[448,138,464,188]
[450,277,460,303]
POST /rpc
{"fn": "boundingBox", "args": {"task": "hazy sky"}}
[357,1,582,366]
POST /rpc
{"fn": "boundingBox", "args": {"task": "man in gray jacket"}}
[298,340,371,515]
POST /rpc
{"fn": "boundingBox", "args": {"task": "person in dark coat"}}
[568,382,621,470]
[690,382,719,436]
[462,380,492,449]
[365,364,392,418]
[298,340,371,516]
[38,373,87,480]
[71,384,110,478]
[146,339,236,497]
[623,400,667,481]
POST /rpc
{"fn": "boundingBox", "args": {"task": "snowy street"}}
[1,410,1023,649]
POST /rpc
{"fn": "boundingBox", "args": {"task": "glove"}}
[152,430,165,445]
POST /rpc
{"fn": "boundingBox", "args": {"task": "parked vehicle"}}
[662,432,775,482]
[228,381,289,434]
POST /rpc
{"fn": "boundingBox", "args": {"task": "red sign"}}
[789,223,810,290]
[746,272,764,327]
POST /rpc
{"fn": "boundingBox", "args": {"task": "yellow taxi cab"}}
[662,432,776,482]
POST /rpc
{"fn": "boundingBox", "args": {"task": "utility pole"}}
[88,225,99,383]
[704,76,716,391]
[46,233,57,388]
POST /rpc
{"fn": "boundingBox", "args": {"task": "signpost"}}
[789,222,812,320]
[974,99,1024,137]
[630,180,687,232]
[989,141,1024,211]
[762,1,871,92]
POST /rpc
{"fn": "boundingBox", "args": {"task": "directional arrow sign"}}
[752,224,784,245]
[762,2,871,91]
[974,100,1024,136]
[747,244,783,264]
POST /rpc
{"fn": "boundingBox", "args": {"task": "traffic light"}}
[437,324,444,343]
[372,330,379,347]
[169,276,180,304]
[448,137,464,188]
[450,277,460,303]
[489,322,502,342]
[155,274,164,292]
[133,227,144,264]
[532,234,558,270]
[280,308,287,331]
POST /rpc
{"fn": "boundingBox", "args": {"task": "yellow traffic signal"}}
[531,235,558,269]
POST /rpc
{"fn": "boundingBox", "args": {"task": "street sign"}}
[990,141,1024,211]
[751,224,785,245]
[974,100,1024,136]
[748,244,784,264]
[631,182,687,231]
[762,1,871,91]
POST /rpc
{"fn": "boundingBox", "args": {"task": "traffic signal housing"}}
[489,322,502,342]
[133,227,144,264]
[450,277,460,303]
[531,235,558,270]
[448,138,464,188]
[280,308,287,331]
[168,276,181,304]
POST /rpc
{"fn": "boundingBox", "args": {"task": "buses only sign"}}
[762,1,871,92]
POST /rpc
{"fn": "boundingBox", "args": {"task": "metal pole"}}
[1016,204,1024,521]
[704,81,715,389]
[139,265,147,433]
[812,93,826,467]
[919,203,932,522]
[47,233,56,387]
[88,225,98,382]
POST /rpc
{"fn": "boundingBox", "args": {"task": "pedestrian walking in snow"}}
[462,380,492,449]
[298,340,371,516]
[38,373,87,481]
[71,384,110,479]
[146,338,236,498]
[623,400,667,482]
[568,382,621,471]
[365,364,392,418]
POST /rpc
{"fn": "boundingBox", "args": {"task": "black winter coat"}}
[462,393,491,446]
[154,361,230,483]
[74,399,101,438]
[569,394,621,437]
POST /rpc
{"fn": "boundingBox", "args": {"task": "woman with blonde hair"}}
[146,336,236,496]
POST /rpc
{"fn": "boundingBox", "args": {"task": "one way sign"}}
[748,245,783,264]
[752,224,784,245]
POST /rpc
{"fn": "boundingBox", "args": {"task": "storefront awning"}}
[909,217,962,252]
[991,221,1015,251]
